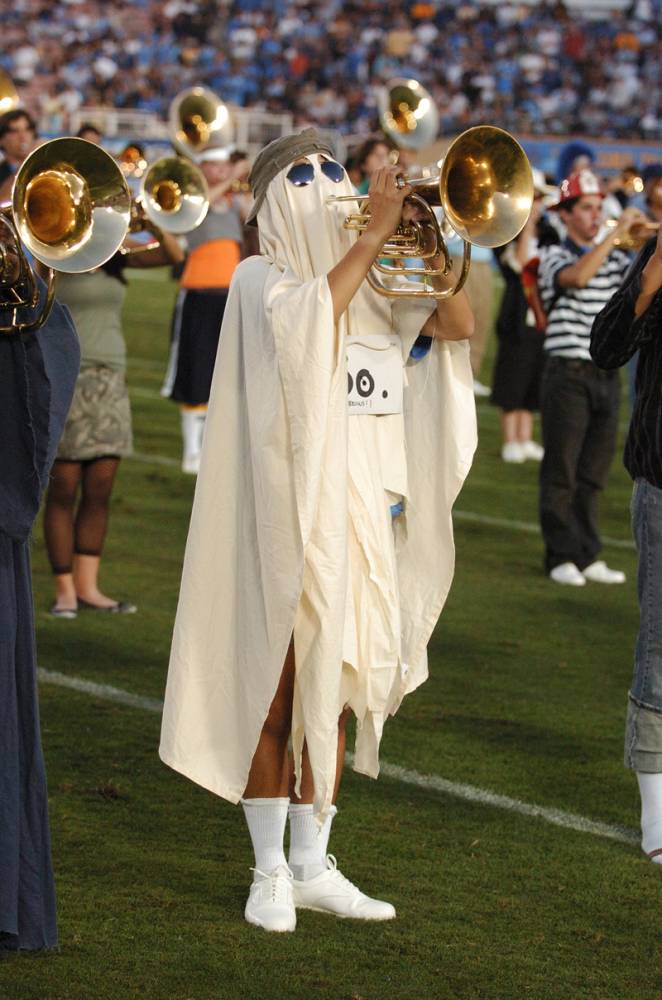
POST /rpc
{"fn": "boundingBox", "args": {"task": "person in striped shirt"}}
[537,169,649,586]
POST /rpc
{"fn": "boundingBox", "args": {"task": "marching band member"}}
[160,128,476,932]
[42,229,184,618]
[161,146,250,474]
[0,281,80,951]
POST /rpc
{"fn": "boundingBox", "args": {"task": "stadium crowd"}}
[3,0,661,141]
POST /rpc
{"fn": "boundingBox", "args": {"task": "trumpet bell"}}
[440,126,534,248]
[13,137,131,272]
[139,156,209,234]
[169,87,233,159]
[378,78,439,151]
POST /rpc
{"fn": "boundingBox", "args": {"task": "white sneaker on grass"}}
[549,562,586,586]
[501,442,525,463]
[292,855,395,921]
[521,440,544,461]
[244,865,296,932]
[582,560,626,584]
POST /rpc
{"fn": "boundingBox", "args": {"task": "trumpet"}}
[1,137,131,332]
[330,125,534,300]
[169,87,233,160]
[605,216,660,251]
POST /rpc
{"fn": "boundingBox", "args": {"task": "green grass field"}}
[2,270,661,1000]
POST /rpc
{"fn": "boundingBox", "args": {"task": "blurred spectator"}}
[0,2,658,143]
[0,108,37,200]
[76,121,102,144]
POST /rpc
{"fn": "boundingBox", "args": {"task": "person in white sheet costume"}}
[160,129,477,932]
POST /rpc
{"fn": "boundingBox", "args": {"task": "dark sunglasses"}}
[286,159,345,186]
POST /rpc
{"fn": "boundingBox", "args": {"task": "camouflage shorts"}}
[57,365,133,461]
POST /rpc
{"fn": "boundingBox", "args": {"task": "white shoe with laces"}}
[292,855,396,921]
[582,560,626,584]
[549,562,586,586]
[244,865,296,932]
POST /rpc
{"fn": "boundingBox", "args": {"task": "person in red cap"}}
[536,169,649,586]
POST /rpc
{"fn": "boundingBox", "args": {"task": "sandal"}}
[77,598,137,614]
[49,605,77,619]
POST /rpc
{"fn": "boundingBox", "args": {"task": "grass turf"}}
[2,270,660,999]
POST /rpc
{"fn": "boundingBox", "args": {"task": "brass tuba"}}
[1,137,131,332]
[138,156,209,234]
[377,78,439,152]
[169,87,233,159]
[331,126,534,299]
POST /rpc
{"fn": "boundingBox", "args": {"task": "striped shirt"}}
[591,238,662,489]
[538,239,631,360]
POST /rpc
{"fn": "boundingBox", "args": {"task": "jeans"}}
[625,478,662,771]
[539,357,620,573]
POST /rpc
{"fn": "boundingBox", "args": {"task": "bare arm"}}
[124,227,185,268]
[558,208,649,288]
[327,165,411,324]
[420,267,474,342]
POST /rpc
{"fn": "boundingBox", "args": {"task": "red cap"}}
[552,169,604,209]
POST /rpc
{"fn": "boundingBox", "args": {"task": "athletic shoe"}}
[521,440,544,461]
[501,442,525,463]
[181,455,200,475]
[549,562,586,587]
[244,865,296,933]
[582,560,626,584]
[292,855,396,921]
[473,379,491,398]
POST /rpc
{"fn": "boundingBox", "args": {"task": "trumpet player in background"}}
[42,208,184,618]
[161,146,251,474]
[537,169,652,588]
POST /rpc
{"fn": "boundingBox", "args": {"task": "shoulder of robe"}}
[232,255,270,287]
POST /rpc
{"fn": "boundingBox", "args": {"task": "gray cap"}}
[246,127,334,226]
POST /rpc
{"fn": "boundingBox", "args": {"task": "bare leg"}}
[517,410,534,443]
[43,460,82,612]
[290,708,350,805]
[500,410,518,445]
[243,643,296,799]
[73,457,120,607]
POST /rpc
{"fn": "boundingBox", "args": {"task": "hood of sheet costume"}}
[160,138,478,819]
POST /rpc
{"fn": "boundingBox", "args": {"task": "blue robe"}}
[0,285,79,951]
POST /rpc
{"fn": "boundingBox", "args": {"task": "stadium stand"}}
[1,0,660,147]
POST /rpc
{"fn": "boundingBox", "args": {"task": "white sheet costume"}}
[160,154,477,818]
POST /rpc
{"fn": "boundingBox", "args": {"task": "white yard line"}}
[126,450,637,552]
[38,667,638,847]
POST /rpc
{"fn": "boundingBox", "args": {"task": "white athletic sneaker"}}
[582,560,626,584]
[244,865,296,932]
[549,562,586,586]
[501,441,525,463]
[521,440,544,461]
[181,454,200,475]
[292,855,396,921]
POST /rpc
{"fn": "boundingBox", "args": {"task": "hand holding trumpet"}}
[365,165,412,244]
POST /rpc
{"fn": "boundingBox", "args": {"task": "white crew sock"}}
[288,803,337,881]
[241,797,289,878]
[636,772,662,862]
[180,409,206,468]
